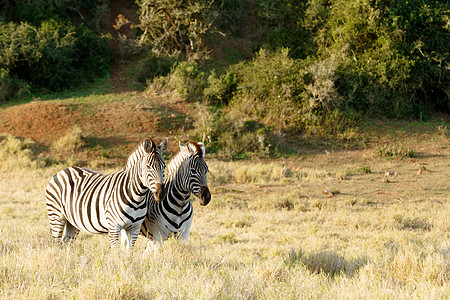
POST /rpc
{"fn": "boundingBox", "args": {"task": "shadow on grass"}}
[285,248,369,278]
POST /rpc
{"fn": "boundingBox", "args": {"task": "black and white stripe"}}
[140,141,211,246]
[45,138,168,249]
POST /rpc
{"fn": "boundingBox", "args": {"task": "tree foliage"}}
[135,0,214,58]
[0,0,112,101]
[0,20,111,97]
[304,0,450,117]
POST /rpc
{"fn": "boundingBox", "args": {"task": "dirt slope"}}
[0,91,195,164]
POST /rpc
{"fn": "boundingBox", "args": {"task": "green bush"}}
[136,0,214,58]
[198,48,358,138]
[189,106,272,158]
[252,0,449,117]
[306,0,449,117]
[0,69,30,102]
[203,70,239,105]
[227,48,304,131]
[255,0,315,59]
[0,19,111,100]
[134,53,174,84]
[311,0,417,117]
[377,0,450,115]
[149,60,206,101]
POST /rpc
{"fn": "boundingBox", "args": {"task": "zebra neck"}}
[164,151,192,206]
[121,165,148,203]
[165,179,190,206]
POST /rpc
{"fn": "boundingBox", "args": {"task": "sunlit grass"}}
[0,129,449,299]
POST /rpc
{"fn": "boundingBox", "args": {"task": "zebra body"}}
[140,141,211,247]
[45,138,168,249]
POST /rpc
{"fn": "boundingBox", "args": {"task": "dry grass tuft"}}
[52,125,87,153]
[0,133,43,170]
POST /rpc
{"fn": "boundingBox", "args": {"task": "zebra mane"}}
[165,141,204,178]
[126,138,154,169]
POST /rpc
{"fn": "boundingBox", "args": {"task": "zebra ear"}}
[186,142,195,154]
[198,142,206,157]
[144,138,156,154]
[158,138,169,153]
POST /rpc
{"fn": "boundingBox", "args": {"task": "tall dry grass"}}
[0,132,449,299]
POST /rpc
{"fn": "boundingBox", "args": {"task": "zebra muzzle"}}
[199,186,211,206]
[154,183,166,202]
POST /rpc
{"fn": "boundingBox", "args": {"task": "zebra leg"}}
[120,226,141,250]
[145,230,164,253]
[179,227,191,241]
[47,211,66,242]
[108,227,121,248]
[127,224,142,250]
[62,222,80,244]
[119,229,130,249]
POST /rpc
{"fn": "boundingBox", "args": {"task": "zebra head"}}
[185,141,211,206]
[140,137,168,202]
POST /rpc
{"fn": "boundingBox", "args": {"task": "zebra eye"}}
[191,169,198,175]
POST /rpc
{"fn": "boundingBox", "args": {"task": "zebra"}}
[45,137,168,249]
[139,141,211,249]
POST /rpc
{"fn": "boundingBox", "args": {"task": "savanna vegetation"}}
[0,0,449,298]
[0,124,449,298]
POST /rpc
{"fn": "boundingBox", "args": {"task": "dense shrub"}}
[135,0,214,58]
[226,48,304,131]
[0,69,30,102]
[3,0,109,30]
[189,49,357,156]
[0,0,112,101]
[148,60,206,101]
[251,0,449,117]
[377,0,450,115]
[189,106,272,158]
[211,0,248,36]
[255,0,315,59]
[276,0,449,117]
[0,19,111,100]
[202,48,357,137]
[203,70,239,105]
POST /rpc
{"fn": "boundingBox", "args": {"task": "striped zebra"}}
[139,141,211,248]
[45,137,168,249]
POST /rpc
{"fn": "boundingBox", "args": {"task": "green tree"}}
[0,19,111,99]
[135,0,214,58]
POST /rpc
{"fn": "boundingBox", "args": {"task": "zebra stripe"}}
[45,137,168,249]
[140,141,211,246]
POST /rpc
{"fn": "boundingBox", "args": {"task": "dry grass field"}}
[0,120,449,299]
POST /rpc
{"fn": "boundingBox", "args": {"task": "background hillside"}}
[0,0,448,162]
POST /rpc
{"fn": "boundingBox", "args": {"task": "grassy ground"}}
[0,121,448,299]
